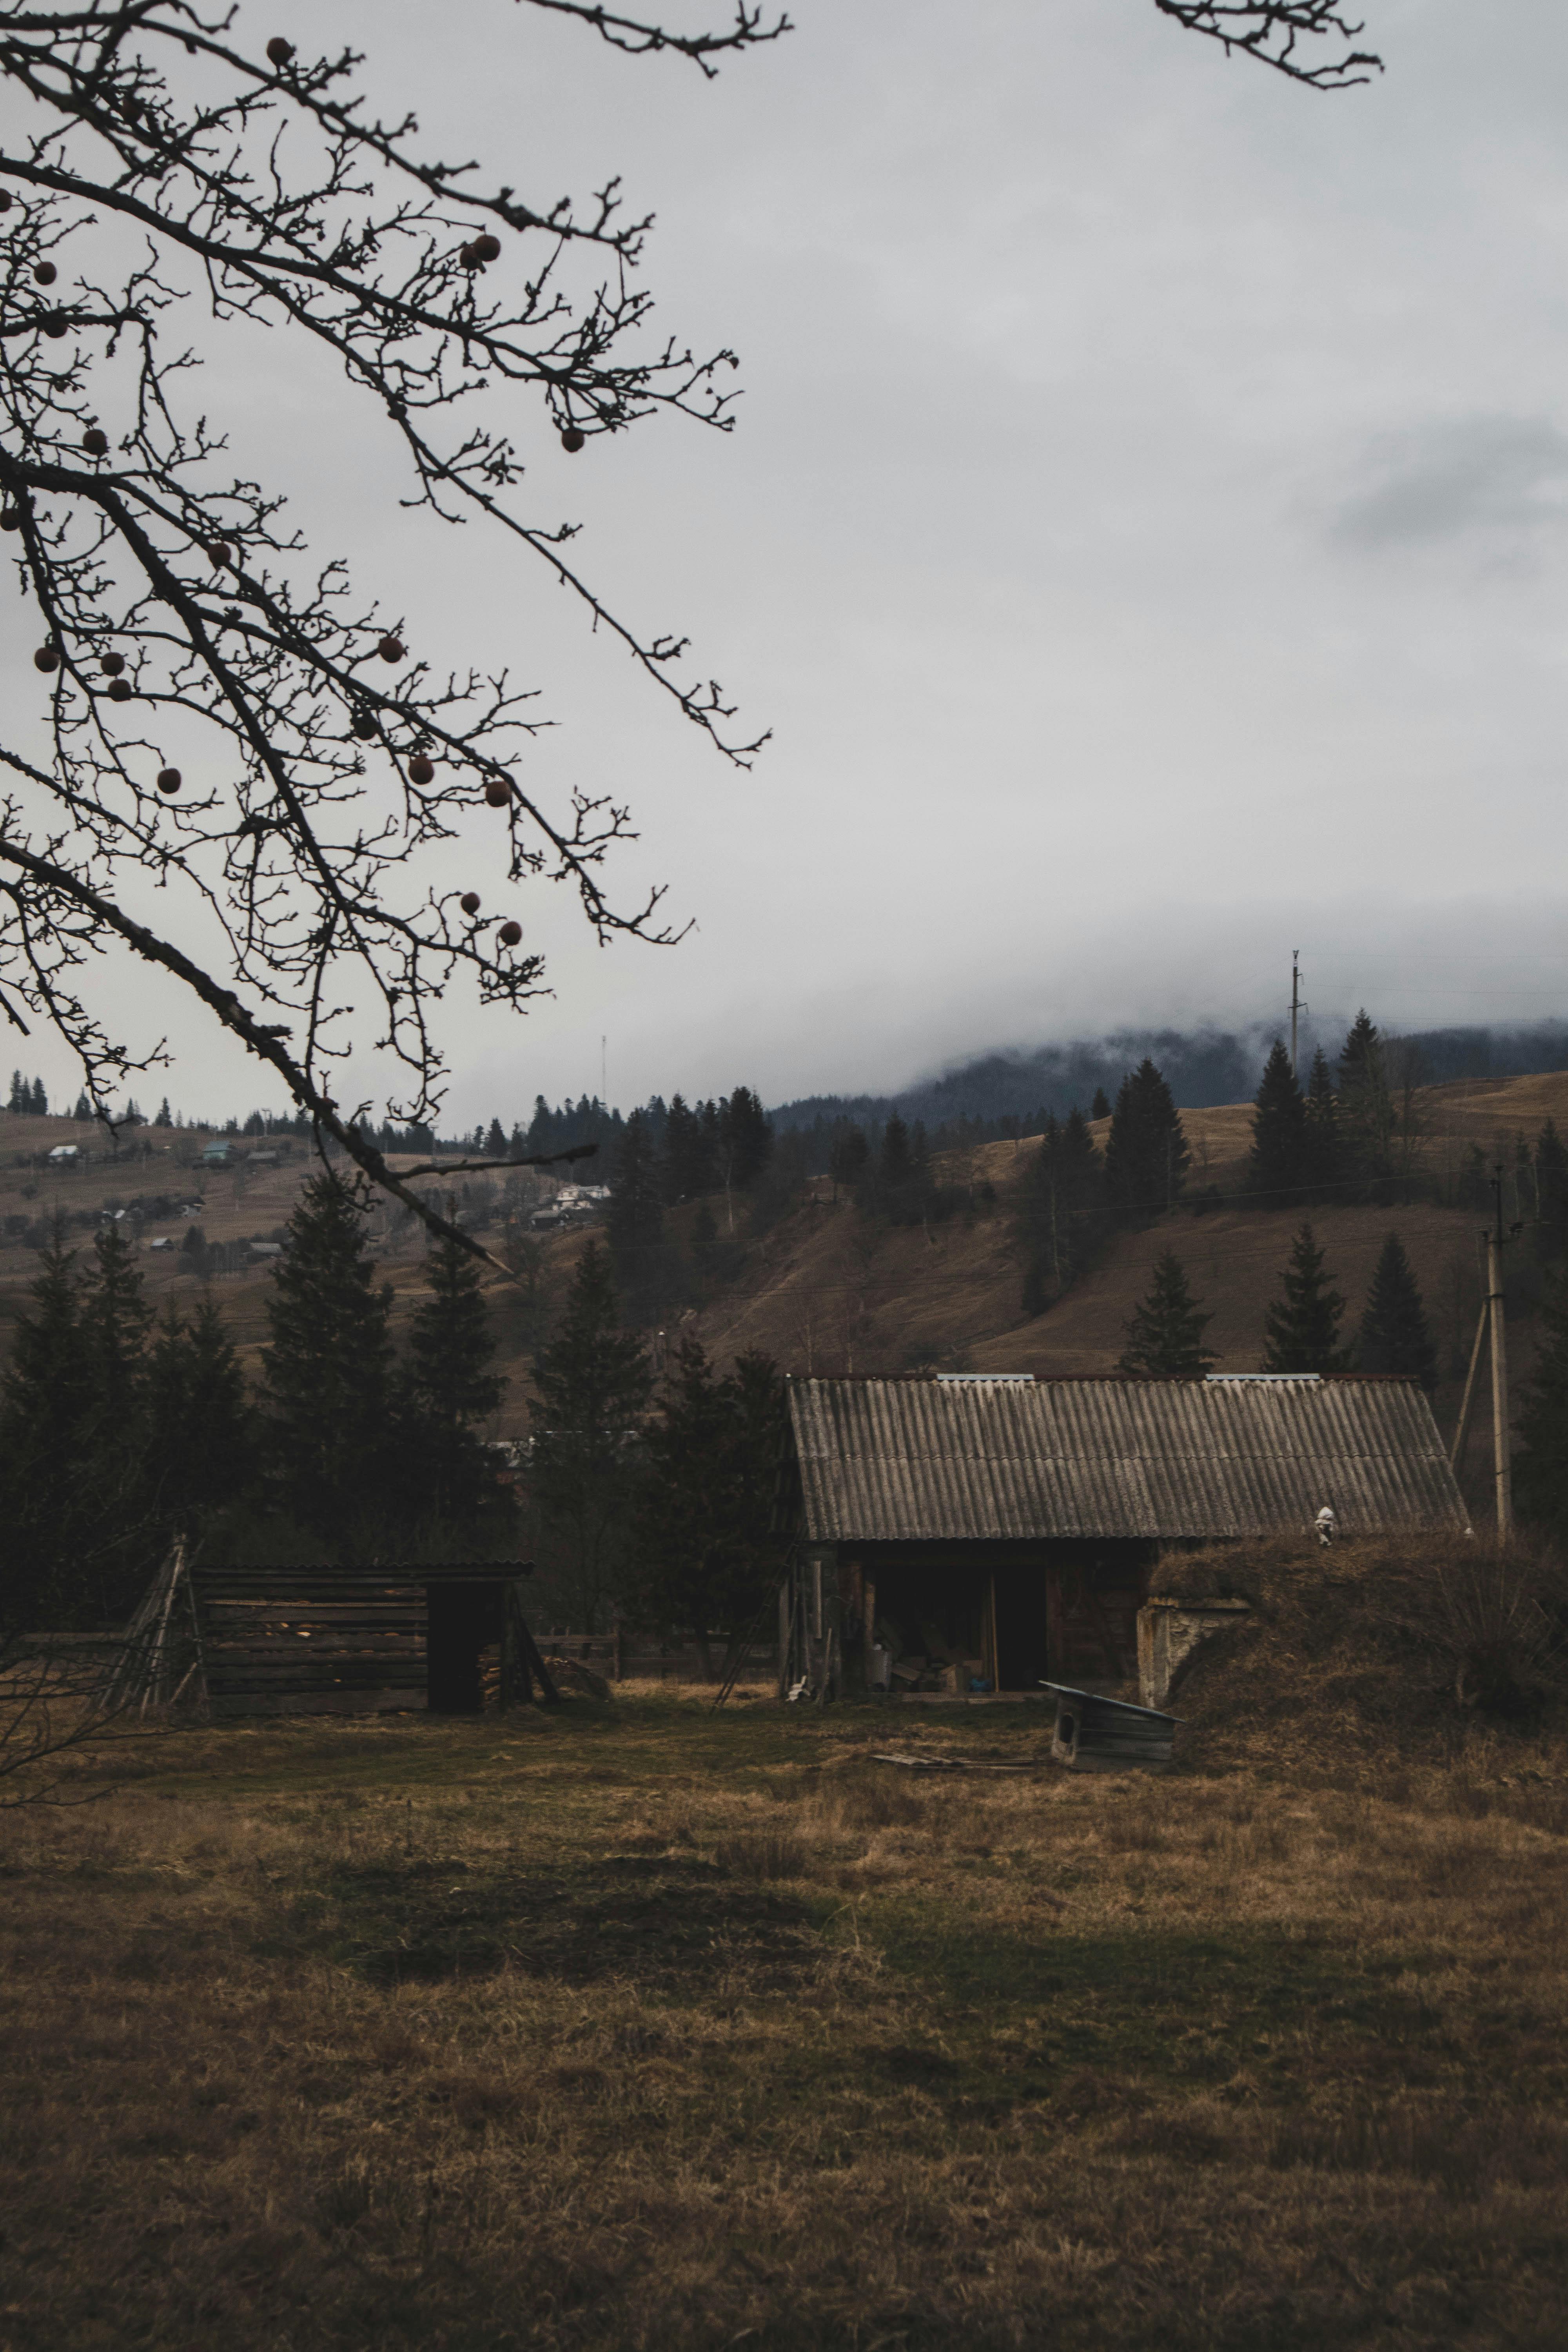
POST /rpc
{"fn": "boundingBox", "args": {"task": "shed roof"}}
[785,1376,1467,1543]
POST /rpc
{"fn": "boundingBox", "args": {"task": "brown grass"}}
[1162,1530,1568,1771]
[2,1692,1568,2348]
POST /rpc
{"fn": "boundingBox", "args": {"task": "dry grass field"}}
[4,1678,1568,2350]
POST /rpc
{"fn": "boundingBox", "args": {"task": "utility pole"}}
[1488,1165,1513,1542]
[1289,950,1306,1082]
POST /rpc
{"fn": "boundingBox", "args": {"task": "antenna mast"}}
[1290,951,1306,1081]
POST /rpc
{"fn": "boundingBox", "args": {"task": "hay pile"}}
[1158,1531,1568,1765]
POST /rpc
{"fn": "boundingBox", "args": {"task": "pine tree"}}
[663,1093,713,1201]
[403,1233,507,1526]
[484,1118,508,1158]
[828,1122,869,1199]
[1018,1109,1109,1306]
[1339,1010,1392,1189]
[29,1078,47,1115]
[632,1338,783,1644]
[1358,1233,1437,1389]
[261,1174,395,1544]
[1303,1046,1344,1199]
[1118,1250,1217,1376]
[528,1241,651,1631]
[0,1228,96,1630]
[690,1197,721,1284]
[81,1223,152,1422]
[1515,1269,1568,1543]
[1537,1120,1568,1259]
[1103,1058,1189,1221]
[145,1298,255,1529]
[6,1070,23,1113]
[1091,1088,1112,1122]
[719,1087,773,1190]
[878,1112,913,1195]
[73,1091,91,1121]
[1245,1041,1308,1205]
[154,1096,173,1127]
[525,1093,556,1157]
[608,1108,666,1299]
[1263,1222,1353,1373]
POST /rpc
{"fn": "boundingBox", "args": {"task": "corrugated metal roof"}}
[786,1377,1467,1542]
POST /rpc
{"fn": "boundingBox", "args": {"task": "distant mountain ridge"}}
[768,1019,1568,1134]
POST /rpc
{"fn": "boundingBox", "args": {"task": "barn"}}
[105,1552,559,1718]
[776,1372,1468,1699]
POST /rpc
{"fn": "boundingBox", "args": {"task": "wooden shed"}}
[106,1551,558,1719]
[777,1372,1468,1699]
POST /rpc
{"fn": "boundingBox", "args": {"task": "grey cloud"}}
[1332,414,1568,548]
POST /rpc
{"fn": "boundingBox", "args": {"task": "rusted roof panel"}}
[786,1377,1467,1543]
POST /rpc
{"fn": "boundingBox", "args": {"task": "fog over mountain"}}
[769,1020,1568,1137]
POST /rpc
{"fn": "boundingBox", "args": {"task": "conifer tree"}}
[1091,1088,1112,1122]
[484,1118,508,1159]
[663,1094,713,1201]
[0,1227,96,1630]
[1339,1010,1392,1189]
[81,1224,153,1424]
[874,1109,932,1225]
[1245,1040,1308,1204]
[29,1078,46,1116]
[1263,1222,1353,1373]
[1358,1233,1437,1389]
[1118,1250,1217,1376]
[720,1087,773,1190]
[1536,1119,1568,1259]
[154,1098,173,1128]
[878,1112,913,1196]
[145,1298,255,1530]
[690,1197,721,1284]
[1515,1269,1568,1543]
[404,1233,507,1526]
[6,1070,23,1113]
[261,1174,395,1544]
[1104,1058,1189,1221]
[1018,1109,1109,1307]
[633,1339,784,1648]
[528,1241,651,1631]
[608,1108,667,1301]
[828,1122,870,1200]
[73,1091,91,1121]
[1303,1046,1344,1199]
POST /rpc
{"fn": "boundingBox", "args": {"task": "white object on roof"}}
[47,1144,80,1162]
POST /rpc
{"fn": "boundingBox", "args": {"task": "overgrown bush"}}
[1158,1530,1568,1760]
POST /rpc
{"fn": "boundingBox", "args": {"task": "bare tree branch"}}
[1152,2,1382,88]
[0,1,780,1219]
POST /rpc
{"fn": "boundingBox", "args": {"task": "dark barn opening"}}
[425,1579,506,1715]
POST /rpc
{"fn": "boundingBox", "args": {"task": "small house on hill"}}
[777,1373,1467,1697]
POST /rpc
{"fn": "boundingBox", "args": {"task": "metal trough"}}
[1039,1681,1180,1772]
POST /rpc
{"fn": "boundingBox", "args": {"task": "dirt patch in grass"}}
[2,1698,1568,2348]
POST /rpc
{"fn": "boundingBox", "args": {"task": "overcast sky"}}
[13,0,1568,1125]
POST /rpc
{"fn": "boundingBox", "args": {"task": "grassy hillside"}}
[1,1070,1561,1521]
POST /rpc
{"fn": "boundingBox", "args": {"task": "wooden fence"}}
[540,1633,779,1686]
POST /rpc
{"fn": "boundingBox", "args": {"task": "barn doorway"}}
[425,1580,505,1714]
[990,1569,1050,1692]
